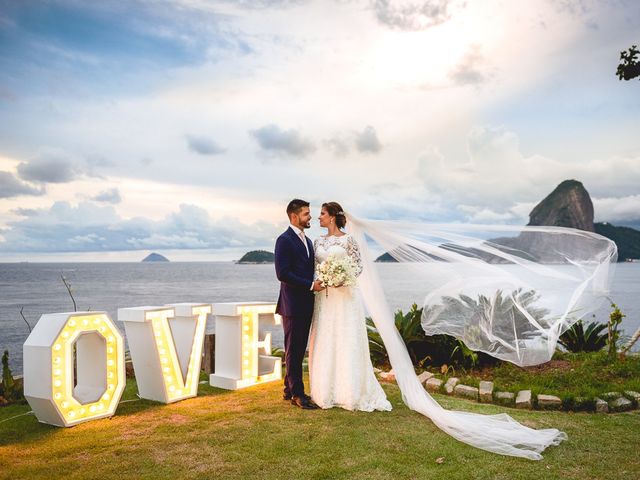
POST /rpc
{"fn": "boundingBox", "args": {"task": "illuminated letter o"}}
[23,312,126,427]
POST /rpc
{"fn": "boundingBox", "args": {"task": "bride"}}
[309,201,392,412]
[307,201,617,460]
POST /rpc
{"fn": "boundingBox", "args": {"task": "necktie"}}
[298,231,309,256]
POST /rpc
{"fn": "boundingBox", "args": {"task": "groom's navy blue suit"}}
[275,226,315,399]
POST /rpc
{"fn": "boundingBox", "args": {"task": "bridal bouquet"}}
[315,254,358,297]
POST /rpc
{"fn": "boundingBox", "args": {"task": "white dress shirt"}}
[289,224,310,257]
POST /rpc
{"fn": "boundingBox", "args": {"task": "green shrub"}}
[558,319,608,353]
[366,303,427,367]
[607,302,625,358]
[423,288,552,350]
[366,304,495,369]
[270,347,285,360]
[1,350,18,402]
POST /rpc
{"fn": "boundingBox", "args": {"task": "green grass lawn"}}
[451,352,640,407]
[1,373,639,480]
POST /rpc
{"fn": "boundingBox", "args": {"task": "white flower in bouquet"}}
[315,254,358,296]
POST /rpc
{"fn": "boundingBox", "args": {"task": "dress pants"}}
[281,314,312,398]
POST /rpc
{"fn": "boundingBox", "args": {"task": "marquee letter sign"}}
[118,303,211,403]
[209,302,282,390]
[23,312,126,427]
[23,300,281,427]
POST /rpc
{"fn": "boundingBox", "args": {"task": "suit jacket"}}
[274,227,315,318]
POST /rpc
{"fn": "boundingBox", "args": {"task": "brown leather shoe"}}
[306,397,320,408]
[291,396,319,409]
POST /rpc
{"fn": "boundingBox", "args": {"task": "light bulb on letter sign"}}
[23,312,125,427]
[118,304,210,403]
[210,302,282,390]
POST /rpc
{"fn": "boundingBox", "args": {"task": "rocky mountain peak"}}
[527,179,595,232]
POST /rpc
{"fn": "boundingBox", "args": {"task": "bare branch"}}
[60,274,77,312]
[19,306,32,333]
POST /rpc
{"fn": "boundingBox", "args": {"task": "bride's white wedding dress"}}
[301,212,614,460]
[308,233,392,412]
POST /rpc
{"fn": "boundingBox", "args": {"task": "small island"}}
[375,252,398,263]
[237,250,274,264]
[142,252,170,262]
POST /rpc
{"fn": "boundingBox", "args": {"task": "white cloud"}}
[250,124,316,158]
[448,45,491,86]
[419,126,640,212]
[0,171,43,198]
[186,134,226,155]
[126,233,210,249]
[1,0,639,258]
[593,195,640,224]
[92,188,122,204]
[68,233,107,245]
[17,154,81,184]
[456,205,518,223]
[323,135,351,157]
[372,0,455,31]
[0,201,281,253]
[323,125,383,157]
[355,125,383,154]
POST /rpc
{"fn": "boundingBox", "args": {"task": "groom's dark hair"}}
[286,199,310,218]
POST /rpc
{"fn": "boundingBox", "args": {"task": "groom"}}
[275,199,323,409]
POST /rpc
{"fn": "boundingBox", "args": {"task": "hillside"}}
[595,222,640,261]
[141,252,169,262]
[237,250,275,264]
[375,252,398,263]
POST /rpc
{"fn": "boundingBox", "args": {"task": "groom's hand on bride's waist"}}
[312,280,324,292]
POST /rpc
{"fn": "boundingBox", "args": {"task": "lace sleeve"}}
[345,235,363,276]
[313,237,320,267]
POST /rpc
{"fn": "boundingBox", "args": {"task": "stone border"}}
[375,369,639,414]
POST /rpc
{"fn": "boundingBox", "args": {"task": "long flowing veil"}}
[345,213,617,460]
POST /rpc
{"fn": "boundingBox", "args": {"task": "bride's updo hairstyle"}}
[322,202,347,229]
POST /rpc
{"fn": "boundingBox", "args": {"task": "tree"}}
[616,45,640,81]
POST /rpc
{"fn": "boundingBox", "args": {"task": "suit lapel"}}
[288,226,313,259]
[287,227,307,258]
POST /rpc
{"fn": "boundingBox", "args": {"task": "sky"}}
[0,0,638,261]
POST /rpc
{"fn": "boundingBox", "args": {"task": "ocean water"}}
[1,262,638,376]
